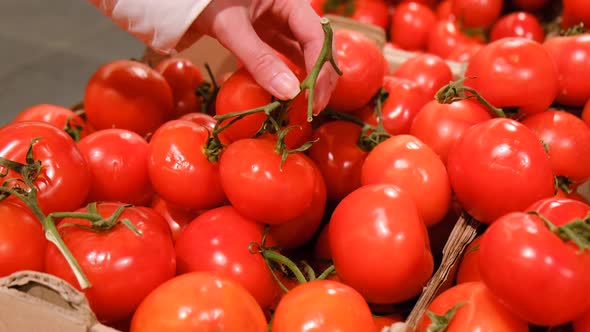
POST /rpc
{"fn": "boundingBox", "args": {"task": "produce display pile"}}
[1,0,590,331]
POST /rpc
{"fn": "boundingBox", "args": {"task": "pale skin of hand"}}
[184,0,339,113]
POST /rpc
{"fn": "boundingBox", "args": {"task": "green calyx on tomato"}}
[425,302,468,332]
[528,211,590,253]
[55,202,141,236]
[435,78,506,118]
[561,22,590,36]
[63,116,84,142]
[554,175,575,194]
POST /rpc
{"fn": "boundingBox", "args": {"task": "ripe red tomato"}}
[260,94,314,150]
[562,0,590,29]
[574,310,590,332]
[490,12,545,43]
[361,135,451,226]
[148,120,226,210]
[13,103,92,140]
[584,99,590,126]
[464,38,559,116]
[513,0,549,11]
[427,19,482,59]
[392,54,453,99]
[417,282,529,332]
[446,43,483,62]
[154,58,204,118]
[84,60,173,137]
[310,0,325,16]
[77,129,154,206]
[150,195,202,243]
[479,211,590,326]
[328,29,387,112]
[543,34,590,107]
[521,110,590,187]
[271,280,377,332]
[451,0,503,29]
[455,235,482,284]
[130,272,268,332]
[178,112,216,129]
[447,118,555,223]
[174,206,281,310]
[409,99,492,166]
[0,121,91,214]
[0,200,46,277]
[389,2,436,51]
[436,0,453,19]
[45,203,176,323]
[219,138,316,224]
[350,0,390,30]
[329,184,434,304]
[526,197,590,225]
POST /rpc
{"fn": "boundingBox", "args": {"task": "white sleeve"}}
[88,0,213,54]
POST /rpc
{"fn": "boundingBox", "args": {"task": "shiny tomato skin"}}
[455,236,482,284]
[526,197,590,225]
[130,272,268,332]
[13,103,92,139]
[0,200,46,277]
[0,121,91,215]
[446,43,484,62]
[84,60,173,137]
[490,12,545,43]
[574,311,590,332]
[328,30,387,112]
[150,195,202,243]
[436,0,453,19]
[543,34,590,107]
[271,280,377,332]
[417,282,529,332]
[148,120,226,210]
[350,0,390,30]
[77,129,153,206]
[409,99,492,166]
[479,212,590,326]
[174,206,281,310]
[521,110,590,187]
[447,118,555,223]
[427,19,481,59]
[451,0,503,29]
[361,135,452,227]
[464,38,559,116]
[219,138,316,224]
[45,203,176,324]
[154,58,204,118]
[390,2,436,51]
[310,0,325,16]
[392,54,453,100]
[178,112,216,130]
[329,184,434,304]
[562,0,590,29]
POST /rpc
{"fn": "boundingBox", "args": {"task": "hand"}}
[191,0,339,113]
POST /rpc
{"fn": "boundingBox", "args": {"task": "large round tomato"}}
[84,60,173,137]
[543,34,590,107]
[154,58,204,118]
[219,138,316,224]
[389,2,436,51]
[174,206,281,310]
[77,129,154,206]
[447,118,555,223]
[562,0,590,29]
[329,184,433,304]
[0,200,46,277]
[455,235,482,284]
[342,0,390,30]
[451,0,502,29]
[409,99,492,166]
[0,121,91,214]
[150,195,202,243]
[417,282,529,331]
[526,197,590,225]
[521,110,590,187]
[427,19,482,59]
[45,203,176,323]
[13,103,92,140]
[464,38,559,116]
[271,280,377,332]
[490,12,545,43]
[130,272,268,332]
[391,54,453,100]
[574,310,590,332]
[361,135,451,226]
[148,120,226,210]
[328,29,386,112]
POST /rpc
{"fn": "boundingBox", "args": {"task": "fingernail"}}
[270,72,300,100]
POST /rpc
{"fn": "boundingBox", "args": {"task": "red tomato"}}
[543,34,590,107]
[313,223,332,262]
[451,0,502,29]
[260,94,314,150]
[513,0,549,11]
[409,99,492,166]
[479,211,590,326]
[174,206,281,310]
[574,310,590,332]
[0,200,46,277]
[77,129,153,206]
[150,195,202,243]
[271,280,377,332]
[455,236,482,284]
[526,197,590,224]
[45,203,176,323]
[13,103,91,140]
[392,54,453,99]
[130,272,268,332]
[584,99,590,127]
[84,60,173,137]
[0,121,91,214]
[562,0,590,29]
[557,189,590,204]
[436,0,453,19]
[310,0,325,16]
[361,135,451,226]
[490,12,545,43]
[427,19,482,59]
[417,282,529,332]
[219,138,316,224]
[389,2,436,51]
[328,30,387,112]
[350,0,390,30]
[521,110,590,187]
[398,0,438,7]
[329,184,434,304]
[446,43,484,62]
[148,120,226,210]
[464,38,559,116]
[154,58,204,118]
[178,112,216,130]
[447,118,555,223]
[307,121,368,202]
